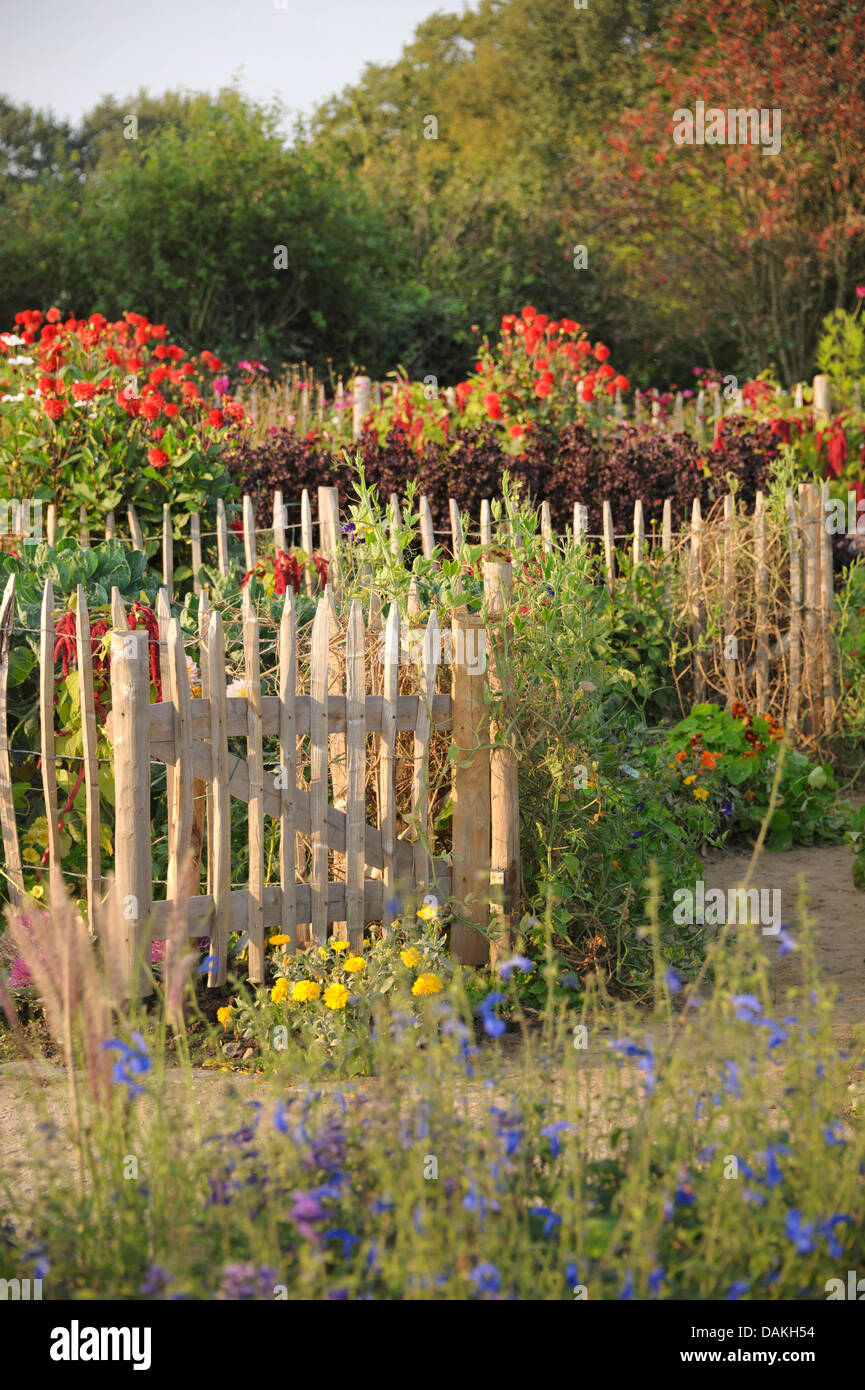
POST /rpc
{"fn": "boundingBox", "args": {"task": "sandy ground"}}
[1,841,863,1184]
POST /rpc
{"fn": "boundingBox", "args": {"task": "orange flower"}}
[699,751,718,770]
[674,750,688,763]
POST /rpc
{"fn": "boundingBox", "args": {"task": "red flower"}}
[581,383,595,403]
[483,391,503,420]
[613,374,630,392]
[45,307,62,324]
[223,399,245,423]
[206,408,225,428]
[139,392,165,420]
[594,344,610,362]
[164,403,179,418]
[522,305,537,322]
[44,398,65,421]
[201,350,223,371]
[509,424,525,439]
[534,378,553,398]
[71,381,98,402]
[147,448,169,468]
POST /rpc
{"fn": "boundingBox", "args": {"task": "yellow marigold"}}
[683,774,697,786]
[292,979,321,1002]
[343,956,365,973]
[324,982,350,1010]
[330,940,350,952]
[412,972,443,997]
[216,1006,233,1029]
[416,903,438,922]
[271,978,291,1004]
[400,946,421,968]
[269,934,291,946]
[693,786,709,801]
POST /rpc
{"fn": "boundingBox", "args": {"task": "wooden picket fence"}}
[0,564,520,994]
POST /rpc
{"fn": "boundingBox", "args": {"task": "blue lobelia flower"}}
[784,1209,816,1255]
[648,1266,666,1298]
[497,954,534,981]
[469,1262,501,1294]
[727,1280,750,1300]
[477,991,507,1037]
[101,1031,152,1098]
[532,1206,562,1238]
[822,1124,846,1147]
[541,1121,572,1158]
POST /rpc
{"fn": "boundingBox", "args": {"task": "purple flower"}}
[218,1262,279,1300]
[665,968,682,993]
[497,953,533,981]
[720,799,733,816]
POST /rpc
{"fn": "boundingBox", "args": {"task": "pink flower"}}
[9,957,32,988]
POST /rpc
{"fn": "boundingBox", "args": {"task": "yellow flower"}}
[269,934,291,946]
[416,904,438,922]
[30,884,44,900]
[400,947,421,968]
[683,774,697,786]
[412,972,443,997]
[693,786,709,801]
[667,763,676,771]
[330,940,350,952]
[292,980,321,1002]
[216,1006,233,1029]
[343,956,365,973]
[324,982,350,1010]
[271,978,291,1004]
[318,948,328,961]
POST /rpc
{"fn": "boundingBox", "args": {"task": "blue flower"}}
[777,929,797,956]
[727,1280,750,1300]
[565,1260,580,1287]
[731,994,763,1020]
[197,954,219,974]
[665,968,682,994]
[541,1121,572,1158]
[784,1209,816,1255]
[477,991,507,1037]
[385,894,402,917]
[325,1228,360,1258]
[648,1266,666,1298]
[497,954,534,981]
[533,1206,562,1238]
[822,1124,846,1147]
[675,1182,696,1207]
[101,1032,152,1098]
[469,1262,501,1294]
[720,799,734,817]
[619,1270,636,1300]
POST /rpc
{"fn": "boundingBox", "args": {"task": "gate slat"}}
[345,599,366,949]
[207,610,230,985]
[166,617,195,907]
[278,589,297,949]
[39,579,63,897]
[0,575,24,904]
[243,587,265,981]
[309,596,329,943]
[380,603,399,931]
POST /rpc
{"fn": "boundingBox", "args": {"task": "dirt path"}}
[701,841,865,1032]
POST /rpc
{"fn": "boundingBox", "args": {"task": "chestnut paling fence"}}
[0,479,837,992]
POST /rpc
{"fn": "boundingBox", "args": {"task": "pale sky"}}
[1,0,458,127]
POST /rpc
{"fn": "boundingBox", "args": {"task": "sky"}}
[1,0,457,127]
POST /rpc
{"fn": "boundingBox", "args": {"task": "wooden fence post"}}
[480,499,492,548]
[754,492,769,713]
[278,589,298,949]
[819,480,836,732]
[449,498,463,557]
[352,375,371,440]
[273,490,287,557]
[786,488,802,729]
[110,625,152,997]
[309,596,330,944]
[190,511,202,595]
[419,494,436,560]
[689,499,706,701]
[162,504,173,601]
[450,610,490,966]
[0,575,24,905]
[127,504,144,553]
[541,501,553,555]
[800,482,824,735]
[318,486,340,596]
[301,488,315,594]
[165,617,195,912]
[243,588,265,981]
[216,498,230,578]
[379,604,400,932]
[39,580,63,900]
[243,494,257,575]
[722,493,737,707]
[602,500,615,596]
[485,560,518,964]
[75,587,102,935]
[633,499,645,569]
